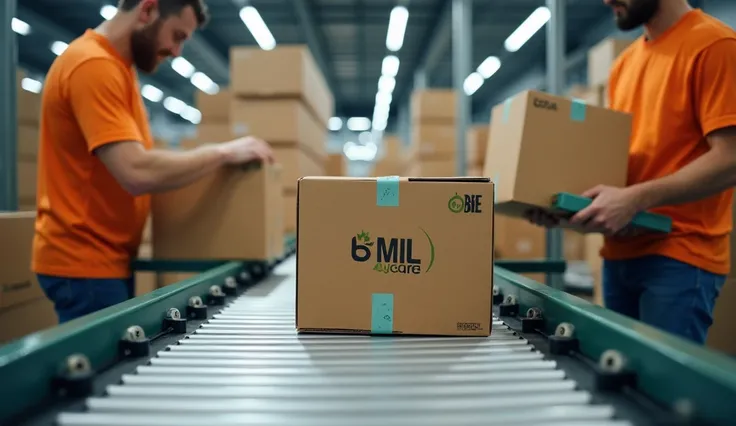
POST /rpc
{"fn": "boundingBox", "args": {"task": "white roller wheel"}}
[209,285,224,297]
[526,307,542,319]
[555,322,575,338]
[224,276,237,289]
[504,295,517,305]
[188,296,203,308]
[65,354,91,375]
[123,325,145,342]
[492,287,500,296]
[599,349,627,373]
[166,308,181,320]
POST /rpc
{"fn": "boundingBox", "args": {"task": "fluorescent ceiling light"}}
[343,141,377,162]
[376,91,392,107]
[386,6,409,52]
[328,117,343,131]
[12,18,30,35]
[504,6,551,52]
[163,96,186,114]
[378,76,396,93]
[381,55,400,77]
[50,41,68,56]
[347,117,371,132]
[180,105,202,124]
[100,5,117,20]
[463,72,484,96]
[171,57,195,78]
[477,56,501,79]
[239,6,276,50]
[21,78,42,93]
[141,84,164,102]
[191,72,219,95]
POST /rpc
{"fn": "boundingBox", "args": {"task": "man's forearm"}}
[631,148,736,210]
[137,145,226,194]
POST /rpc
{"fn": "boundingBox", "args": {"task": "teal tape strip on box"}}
[371,293,394,334]
[376,176,400,207]
[570,99,587,122]
[502,98,513,123]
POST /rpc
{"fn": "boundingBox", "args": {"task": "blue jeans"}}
[37,275,134,324]
[602,255,725,345]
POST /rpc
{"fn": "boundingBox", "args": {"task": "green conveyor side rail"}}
[494,266,736,425]
[494,259,566,274]
[552,192,673,233]
[0,261,244,423]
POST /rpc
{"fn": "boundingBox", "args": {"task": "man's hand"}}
[218,136,274,165]
[570,185,642,235]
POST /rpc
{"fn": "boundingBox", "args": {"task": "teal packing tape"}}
[376,176,400,207]
[570,99,587,122]
[371,293,394,334]
[502,98,513,123]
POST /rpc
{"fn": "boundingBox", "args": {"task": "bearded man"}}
[31,0,274,323]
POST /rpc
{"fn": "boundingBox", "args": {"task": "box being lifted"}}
[483,90,631,219]
[152,162,284,262]
[296,176,494,337]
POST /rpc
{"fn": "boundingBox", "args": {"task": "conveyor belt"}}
[55,257,635,426]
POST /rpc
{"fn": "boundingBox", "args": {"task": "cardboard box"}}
[495,216,545,259]
[466,166,483,176]
[152,163,283,261]
[588,38,633,87]
[567,85,604,107]
[18,158,37,205]
[195,89,231,123]
[411,123,456,159]
[284,192,296,234]
[0,297,57,344]
[411,90,457,123]
[0,212,43,310]
[296,176,494,336]
[325,154,345,176]
[196,123,239,144]
[466,125,489,166]
[231,98,326,160]
[229,45,334,125]
[484,90,631,219]
[414,159,456,177]
[273,146,324,191]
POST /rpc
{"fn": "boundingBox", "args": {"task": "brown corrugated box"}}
[411,90,457,123]
[195,89,231,123]
[273,146,324,192]
[466,125,489,167]
[296,176,494,336]
[587,38,633,87]
[152,163,284,262]
[411,122,456,160]
[484,90,631,220]
[373,135,408,176]
[0,212,57,343]
[229,45,334,126]
[284,192,297,235]
[325,154,346,176]
[411,160,456,177]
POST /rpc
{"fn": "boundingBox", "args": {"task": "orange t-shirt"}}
[31,29,153,279]
[601,10,736,275]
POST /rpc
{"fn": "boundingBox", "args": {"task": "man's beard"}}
[612,0,660,31]
[130,20,165,73]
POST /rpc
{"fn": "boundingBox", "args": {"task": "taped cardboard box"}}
[195,89,231,123]
[484,90,631,221]
[296,176,494,336]
[411,89,457,123]
[152,163,284,262]
[273,146,324,192]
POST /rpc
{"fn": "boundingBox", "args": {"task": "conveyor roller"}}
[55,257,632,426]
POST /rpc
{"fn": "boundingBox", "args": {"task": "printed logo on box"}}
[351,229,435,275]
[448,193,484,214]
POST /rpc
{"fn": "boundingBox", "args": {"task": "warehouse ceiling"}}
[15,0,613,128]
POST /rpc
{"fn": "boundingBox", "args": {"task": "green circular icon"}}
[448,193,463,213]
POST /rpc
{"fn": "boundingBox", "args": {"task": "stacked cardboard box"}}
[466,125,489,176]
[195,89,232,143]
[229,45,333,237]
[373,134,409,176]
[325,153,346,176]
[17,70,41,211]
[0,212,58,344]
[409,89,457,176]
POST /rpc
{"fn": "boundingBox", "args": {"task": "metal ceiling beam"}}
[291,0,341,111]
[17,6,195,104]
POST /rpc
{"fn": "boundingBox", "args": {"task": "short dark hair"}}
[118,0,209,26]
